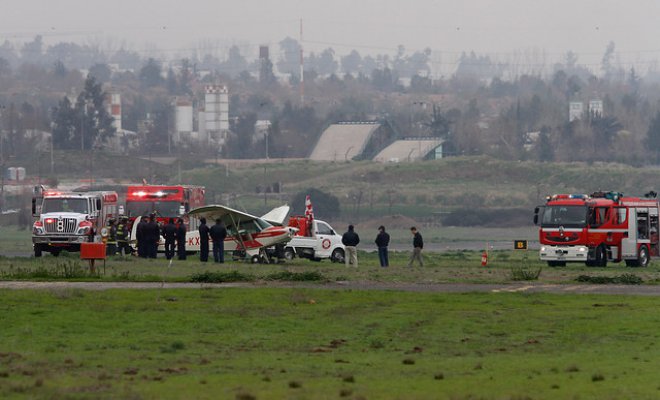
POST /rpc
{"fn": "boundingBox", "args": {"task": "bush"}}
[576,274,643,285]
[264,271,327,282]
[189,271,254,283]
[290,188,340,218]
[510,266,542,281]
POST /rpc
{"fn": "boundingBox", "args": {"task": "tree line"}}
[1,36,660,164]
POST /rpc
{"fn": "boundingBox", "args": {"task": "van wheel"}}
[331,248,345,263]
[250,255,261,264]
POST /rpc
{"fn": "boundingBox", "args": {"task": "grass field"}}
[2,248,660,285]
[2,288,660,399]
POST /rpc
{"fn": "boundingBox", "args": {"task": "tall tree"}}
[139,58,163,88]
[51,76,115,150]
[341,50,362,74]
[646,110,660,163]
[277,37,301,76]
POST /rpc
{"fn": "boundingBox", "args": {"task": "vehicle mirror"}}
[31,198,37,216]
[178,205,186,216]
[118,205,124,215]
[533,214,538,225]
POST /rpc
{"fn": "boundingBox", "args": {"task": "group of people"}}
[102,217,131,256]
[341,225,424,268]
[197,217,228,263]
[107,214,424,267]
[106,214,230,262]
[135,214,186,259]
[160,217,188,260]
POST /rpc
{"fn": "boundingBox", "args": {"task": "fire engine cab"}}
[31,187,119,257]
[534,191,659,267]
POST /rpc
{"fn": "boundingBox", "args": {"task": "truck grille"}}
[44,218,78,234]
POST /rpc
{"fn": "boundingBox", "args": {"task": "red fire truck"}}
[125,185,205,236]
[534,191,659,267]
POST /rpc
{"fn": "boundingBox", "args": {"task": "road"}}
[1,280,659,296]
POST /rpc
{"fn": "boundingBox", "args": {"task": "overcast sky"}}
[2,0,659,69]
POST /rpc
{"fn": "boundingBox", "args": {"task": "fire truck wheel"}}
[595,245,607,268]
[34,245,42,258]
[626,245,650,267]
[638,245,650,267]
[547,261,566,267]
[283,248,295,261]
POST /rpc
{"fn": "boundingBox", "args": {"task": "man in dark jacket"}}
[161,218,176,260]
[375,225,390,267]
[198,217,210,262]
[407,226,424,267]
[136,216,148,258]
[176,218,187,260]
[341,224,360,267]
[147,214,160,259]
[209,218,227,263]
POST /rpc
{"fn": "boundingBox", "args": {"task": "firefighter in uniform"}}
[105,218,117,256]
[116,217,131,256]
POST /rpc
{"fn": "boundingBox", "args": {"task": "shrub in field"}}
[0,260,95,280]
[264,271,327,282]
[510,266,542,281]
[576,274,643,285]
[189,270,255,283]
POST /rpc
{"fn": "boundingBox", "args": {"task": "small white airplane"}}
[188,204,297,263]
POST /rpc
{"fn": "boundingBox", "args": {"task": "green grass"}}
[2,248,660,285]
[2,288,660,399]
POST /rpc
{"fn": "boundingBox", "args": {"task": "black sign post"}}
[514,240,528,250]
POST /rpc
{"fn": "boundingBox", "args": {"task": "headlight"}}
[578,247,587,252]
[540,246,546,252]
[32,222,44,235]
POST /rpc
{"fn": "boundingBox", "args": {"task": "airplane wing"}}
[261,205,290,226]
[189,205,260,228]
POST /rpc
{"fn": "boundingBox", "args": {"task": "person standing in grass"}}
[342,224,360,267]
[375,225,390,267]
[198,217,210,262]
[407,226,424,267]
[161,218,176,260]
[176,218,187,260]
[209,219,227,263]
[136,216,148,258]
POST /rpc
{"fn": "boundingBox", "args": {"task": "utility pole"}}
[81,102,85,152]
[299,18,304,104]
